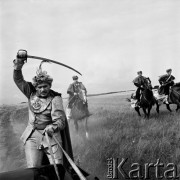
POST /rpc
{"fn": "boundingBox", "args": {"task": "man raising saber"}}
[13,53,73,170]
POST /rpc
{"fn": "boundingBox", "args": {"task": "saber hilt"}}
[17,49,28,62]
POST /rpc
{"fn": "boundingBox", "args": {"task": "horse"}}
[66,89,90,138]
[154,83,180,112]
[169,82,180,112]
[128,78,159,118]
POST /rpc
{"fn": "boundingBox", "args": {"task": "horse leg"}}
[66,107,72,124]
[166,104,172,112]
[174,99,180,112]
[176,104,180,112]
[135,107,141,116]
[147,105,152,119]
[84,117,89,139]
[67,118,71,124]
[176,105,179,112]
[156,102,159,114]
[142,108,147,118]
[175,103,180,112]
[74,119,79,133]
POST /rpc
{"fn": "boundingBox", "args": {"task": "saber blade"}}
[27,55,82,76]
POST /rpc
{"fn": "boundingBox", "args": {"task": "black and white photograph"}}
[0,0,180,179]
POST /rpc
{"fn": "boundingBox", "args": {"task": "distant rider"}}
[66,76,87,121]
[158,68,175,97]
[133,71,148,105]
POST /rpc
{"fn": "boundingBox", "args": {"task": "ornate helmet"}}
[32,61,53,87]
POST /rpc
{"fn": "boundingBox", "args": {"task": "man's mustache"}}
[40,90,48,94]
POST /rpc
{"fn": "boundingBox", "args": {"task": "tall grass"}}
[70,95,180,179]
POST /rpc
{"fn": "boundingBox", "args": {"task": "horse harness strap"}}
[165,75,172,83]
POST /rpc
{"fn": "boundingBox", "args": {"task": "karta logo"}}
[107,158,179,179]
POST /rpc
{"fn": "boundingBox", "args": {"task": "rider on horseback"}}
[133,71,148,106]
[66,76,87,121]
[158,69,175,103]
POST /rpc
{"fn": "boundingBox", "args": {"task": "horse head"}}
[143,77,152,90]
[78,89,87,104]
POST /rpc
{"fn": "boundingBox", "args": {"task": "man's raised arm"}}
[13,58,34,99]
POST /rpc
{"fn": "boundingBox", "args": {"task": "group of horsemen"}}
[133,68,175,106]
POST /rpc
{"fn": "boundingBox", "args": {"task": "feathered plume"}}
[32,61,53,87]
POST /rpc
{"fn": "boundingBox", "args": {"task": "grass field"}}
[0,94,180,179]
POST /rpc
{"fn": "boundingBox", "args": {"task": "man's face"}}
[167,71,172,76]
[36,83,51,97]
[138,73,142,77]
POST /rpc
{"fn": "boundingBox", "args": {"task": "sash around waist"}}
[33,123,50,130]
[33,115,52,130]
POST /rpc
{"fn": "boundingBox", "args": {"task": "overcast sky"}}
[0,0,180,104]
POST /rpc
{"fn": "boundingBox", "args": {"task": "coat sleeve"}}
[158,75,166,84]
[13,70,34,99]
[133,77,140,87]
[51,96,66,131]
[133,77,138,84]
[67,84,74,95]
